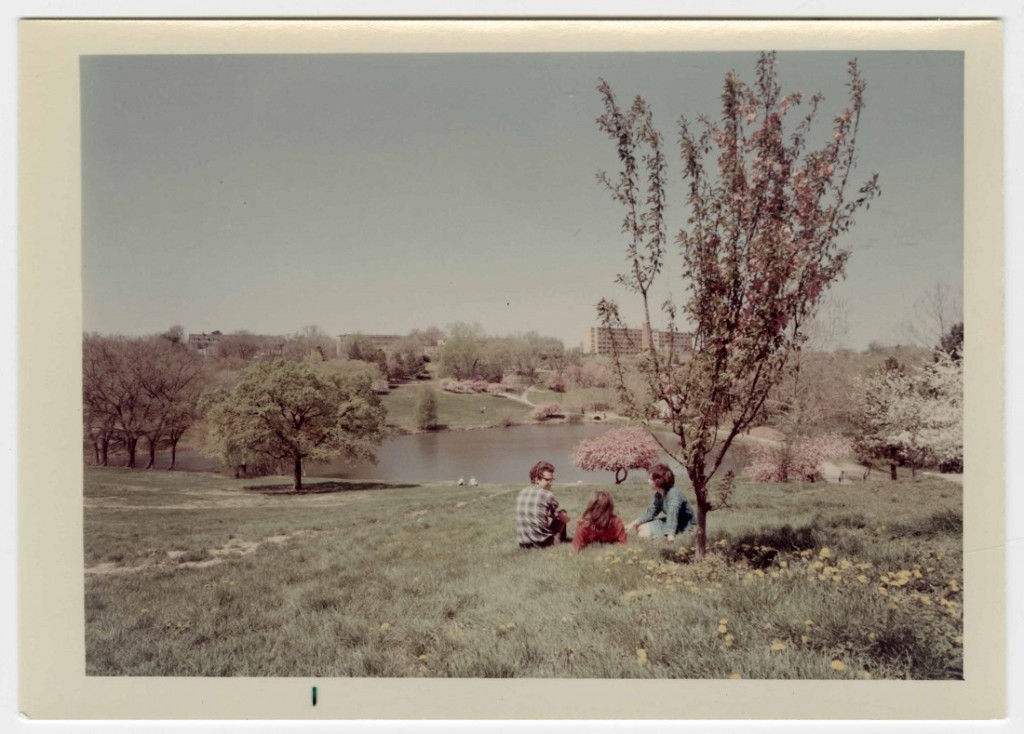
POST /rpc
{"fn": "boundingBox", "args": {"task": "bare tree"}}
[899,281,963,349]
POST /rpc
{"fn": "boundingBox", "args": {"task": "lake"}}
[164,423,748,486]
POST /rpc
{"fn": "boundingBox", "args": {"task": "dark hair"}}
[649,463,675,491]
[581,490,616,531]
[530,460,555,483]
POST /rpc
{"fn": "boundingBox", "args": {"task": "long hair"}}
[581,490,616,531]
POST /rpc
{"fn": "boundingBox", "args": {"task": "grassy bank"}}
[380,383,532,432]
[84,467,962,678]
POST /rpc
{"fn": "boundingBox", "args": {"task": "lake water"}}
[164,423,748,485]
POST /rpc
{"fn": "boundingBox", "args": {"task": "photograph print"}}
[18,18,1005,722]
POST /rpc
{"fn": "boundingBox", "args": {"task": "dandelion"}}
[729,672,742,679]
[868,632,877,642]
[380,622,391,631]
[801,635,811,644]
[771,640,786,652]
[805,620,814,627]
[954,636,964,645]
[718,624,728,634]
[949,580,961,592]
[636,649,648,665]
[724,634,735,647]
[418,654,428,661]
[819,548,832,559]
[830,660,847,672]
[857,574,868,584]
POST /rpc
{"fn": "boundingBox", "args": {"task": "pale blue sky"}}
[81,51,963,350]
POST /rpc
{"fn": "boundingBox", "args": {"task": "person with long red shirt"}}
[572,490,628,552]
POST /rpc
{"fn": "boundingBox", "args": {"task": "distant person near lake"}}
[626,463,696,543]
[515,461,570,549]
[572,490,627,552]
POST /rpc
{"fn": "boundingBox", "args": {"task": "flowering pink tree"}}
[531,401,564,420]
[595,52,879,558]
[744,434,853,483]
[572,426,662,484]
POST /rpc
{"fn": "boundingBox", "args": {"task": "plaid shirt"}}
[515,483,563,547]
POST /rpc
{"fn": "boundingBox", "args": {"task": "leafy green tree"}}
[414,385,439,431]
[595,52,879,558]
[204,358,388,490]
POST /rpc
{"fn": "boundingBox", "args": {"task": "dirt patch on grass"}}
[85,530,318,576]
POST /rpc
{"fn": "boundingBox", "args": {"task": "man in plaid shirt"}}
[516,460,570,548]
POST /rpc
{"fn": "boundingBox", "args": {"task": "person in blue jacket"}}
[626,463,696,543]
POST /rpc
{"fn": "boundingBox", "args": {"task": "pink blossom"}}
[572,426,662,484]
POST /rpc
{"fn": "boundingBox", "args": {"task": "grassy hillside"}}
[84,467,963,678]
[380,383,533,432]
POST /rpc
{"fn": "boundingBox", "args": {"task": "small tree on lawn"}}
[572,425,661,484]
[415,385,440,431]
[595,52,879,558]
[204,357,389,490]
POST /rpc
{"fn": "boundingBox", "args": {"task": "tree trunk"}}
[92,442,100,465]
[145,437,157,469]
[169,439,178,470]
[100,436,110,466]
[293,457,303,491]
[125,437,138,468]
[694,485,709,560]
[615,468,627,484]
[889,463,897,481]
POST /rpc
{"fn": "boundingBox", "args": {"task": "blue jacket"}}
[638,486,696,536]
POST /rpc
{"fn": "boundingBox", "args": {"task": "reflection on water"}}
[162,423,747,486]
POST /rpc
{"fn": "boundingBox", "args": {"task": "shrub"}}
[414,386,439,431]
[544,374,566,393]
[531,401,563,420]
[745,434,853,483]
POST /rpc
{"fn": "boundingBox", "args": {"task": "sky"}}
[81,50,963,351]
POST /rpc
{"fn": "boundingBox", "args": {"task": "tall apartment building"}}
[584,325,692,356]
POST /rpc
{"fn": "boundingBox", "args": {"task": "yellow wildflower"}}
[418,654,428,661]
[380,622,391,631]
[636,649,648,665]
[819,548,832,559]
[718,624,728,634]
[857,574,868,584]
[771,640,786,652]
[724,634,735,647]
[801,635,811,644]
[729,672,741,679]
[830,660,846,672]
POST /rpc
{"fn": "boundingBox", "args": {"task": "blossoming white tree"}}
[854,353,963,479]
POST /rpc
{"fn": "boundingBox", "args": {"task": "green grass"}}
[84,467,963,679]
[381,383,532,432]
[527,387,621,414]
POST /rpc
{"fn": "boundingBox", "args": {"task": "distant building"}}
[336,333,441,359]
[187,331,285,358]
[584,326,692,356]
